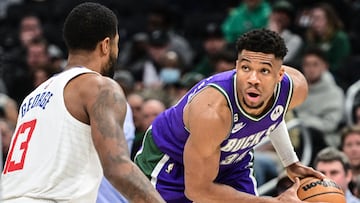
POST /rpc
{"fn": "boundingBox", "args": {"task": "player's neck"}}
[65,51,102,73]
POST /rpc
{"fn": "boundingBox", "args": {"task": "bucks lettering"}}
[220,122,279,165]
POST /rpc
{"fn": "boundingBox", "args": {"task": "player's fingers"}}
[294,177,300,187]
[308,167,326,180]
[314,171,326,180]
[291,177,300,189]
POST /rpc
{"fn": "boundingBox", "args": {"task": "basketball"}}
[297,177,346,203]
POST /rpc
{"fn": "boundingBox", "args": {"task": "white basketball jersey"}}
[1,67,103,202]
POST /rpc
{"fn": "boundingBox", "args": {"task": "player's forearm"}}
[105,161,165,203]
[185,182,281,203]
[268,121,299,167]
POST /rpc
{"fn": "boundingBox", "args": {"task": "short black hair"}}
[236,28,287,59]
[63,2,118,51]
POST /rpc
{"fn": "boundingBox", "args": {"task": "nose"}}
[248,71,260,85]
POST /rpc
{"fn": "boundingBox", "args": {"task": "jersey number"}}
[3,119,37,174]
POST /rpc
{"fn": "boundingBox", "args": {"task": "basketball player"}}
[135,29,326,202]
[1,3,165,203]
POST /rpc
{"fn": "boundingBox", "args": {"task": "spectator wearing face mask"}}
[159,51,182,85]
[129,30,183,91]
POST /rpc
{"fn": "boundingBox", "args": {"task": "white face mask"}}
[160,67,181,84]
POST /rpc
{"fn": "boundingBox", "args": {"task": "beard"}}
[102,52,117,78]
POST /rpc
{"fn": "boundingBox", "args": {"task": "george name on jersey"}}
[20,91,54,118]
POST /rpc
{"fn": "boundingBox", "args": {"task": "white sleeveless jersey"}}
[1,67,103,202]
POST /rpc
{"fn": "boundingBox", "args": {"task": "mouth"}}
[245,90,261,104]
[248,92,259,98]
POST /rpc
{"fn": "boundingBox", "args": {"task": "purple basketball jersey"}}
[150,69,293,201]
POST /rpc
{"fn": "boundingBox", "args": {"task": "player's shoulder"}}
[69,72,124,99]
[79,73,120,89]
[282,65,308,109]
[282,65,305,83]
[188,85,231,121]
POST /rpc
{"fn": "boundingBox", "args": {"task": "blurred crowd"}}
[1,0,360,200]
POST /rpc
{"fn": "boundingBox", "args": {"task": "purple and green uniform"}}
[135,70,293,202]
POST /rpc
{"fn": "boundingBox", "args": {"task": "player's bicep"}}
[184,130,221,185]
[88,79,129,173]
[183,97,230,194]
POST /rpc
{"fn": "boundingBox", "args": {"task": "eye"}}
[241,65,250,72]
[261,68,270,74]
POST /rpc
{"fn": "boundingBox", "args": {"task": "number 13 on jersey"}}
[3,119,37,174]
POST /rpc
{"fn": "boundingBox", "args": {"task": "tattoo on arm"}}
[92,83,164,202]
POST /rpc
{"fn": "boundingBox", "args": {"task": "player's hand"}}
[276,178,327,203]
[286,161,326,181]
[276,177,304,202]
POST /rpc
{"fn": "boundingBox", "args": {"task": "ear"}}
[100,37,111,55]
[235,59,240,71]
[278,65,286,83]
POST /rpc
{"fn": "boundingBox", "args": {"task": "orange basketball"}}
[297,177,346,203]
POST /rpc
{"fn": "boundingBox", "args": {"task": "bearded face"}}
[102,34,119,78]
[103,50,117,78]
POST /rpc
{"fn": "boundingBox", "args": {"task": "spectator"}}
[314,147,360,203]
[113,70,135,97]
[212,45,237,74]
[0,93,19,126]
[127,92,145,158]
[354,104,360,126]
[193,22,228,77]
[18,13,43,48]
[120,3,194,69]
[221,0,271,43]
[1,14,44,104]
[1,119,15,167]
[341,125,360,181]
[159,51,183,86]
[26,38,51,71]
[118,32,148,72]
[345,80,360,126]
[268,0,303,66]
[21,37,61,101]
[129,30,170,90]
[131,98,166,159]
[146,4,194,67]
[294,47,345,149]
[2,14,62,105]
[304,3,351,78]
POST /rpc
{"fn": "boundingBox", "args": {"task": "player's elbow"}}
[184,187,201,202]
[184,180,209,202]
[102,155,132,182]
